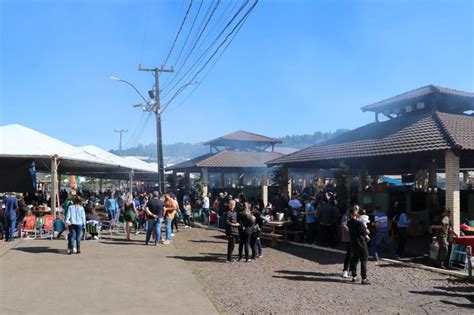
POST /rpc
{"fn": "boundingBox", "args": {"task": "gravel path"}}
[171,227,473,314]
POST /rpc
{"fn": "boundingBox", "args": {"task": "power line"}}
[138,0,153,65]
[164,2,256,114]
[162,0,194,69]
[162,0,220,91]
[161,1,251,99]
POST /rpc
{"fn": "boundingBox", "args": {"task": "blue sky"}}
[1,0,473,150]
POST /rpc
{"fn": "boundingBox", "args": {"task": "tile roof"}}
[267,111,474,166]
[361,85,474,113]
[204,130,282,145]
[167,150,283,171]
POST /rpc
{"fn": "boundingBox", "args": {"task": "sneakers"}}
[163,240,170,245]
[171,233,175,237]
[361,279,370,285]
[67,248,71,255]
[342,271,349,278]
[72,247,77,254]
[135,231,140,235]
[245,259,252,263]
[226,259,237,264]
[351,276,358,283]
[93,236,99,240]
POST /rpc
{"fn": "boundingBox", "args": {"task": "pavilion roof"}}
[267,111,474,167]
[167,150,283,171]
[361,85,474,115]
[204,130,282,146]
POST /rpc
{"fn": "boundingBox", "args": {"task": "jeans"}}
[107,209,116,221]
[146,218,162,244]
[69,224,83,251]
[251,233,262,258]
[172,216,178,232]
[350,246,368,279]
[305,222,315,244]
[371,231,396,259]
[165,218,172,241]
[4,216,16,241]
[343,242,352,272]
[238,232,251,260]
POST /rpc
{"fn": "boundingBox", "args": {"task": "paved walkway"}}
[0,234,218,315]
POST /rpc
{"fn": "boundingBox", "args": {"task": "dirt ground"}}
[171,226,474,315]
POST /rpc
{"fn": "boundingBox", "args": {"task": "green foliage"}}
[277,129,348,149]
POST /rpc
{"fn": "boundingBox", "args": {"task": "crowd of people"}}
[0,187,460,274]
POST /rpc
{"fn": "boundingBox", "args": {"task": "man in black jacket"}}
[348,206,370,285]
[224,199,240,264]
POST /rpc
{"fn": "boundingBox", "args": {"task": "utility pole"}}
[114,129,128,151]
[138,64,174,193]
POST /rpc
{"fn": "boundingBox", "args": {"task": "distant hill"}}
[110,129,348,165]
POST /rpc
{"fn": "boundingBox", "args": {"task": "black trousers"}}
[397,227,407,256]
[239,233,251,260]
[343,242,352,272]
[305,222,315,244]
[227,234,236,261]
[350,246,368,279]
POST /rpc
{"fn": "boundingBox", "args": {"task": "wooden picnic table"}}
[265,220,294,244]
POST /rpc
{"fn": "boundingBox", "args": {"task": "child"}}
[358,209,371,242]
[183,200,192,228]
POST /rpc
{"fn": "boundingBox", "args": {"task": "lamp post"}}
[111,74,198,193]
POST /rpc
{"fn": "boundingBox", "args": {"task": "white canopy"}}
[0,124,157,179]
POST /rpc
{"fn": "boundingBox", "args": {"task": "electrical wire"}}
[162,0,194,69]
[138,0,153,65]
[163,1,257,114]
[161,1,251,99]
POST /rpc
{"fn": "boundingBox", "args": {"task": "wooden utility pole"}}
[138,64,174,193]
[114,129,128,151]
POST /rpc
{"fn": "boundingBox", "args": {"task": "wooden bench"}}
[260,232,283,247]
[285,230,304,242]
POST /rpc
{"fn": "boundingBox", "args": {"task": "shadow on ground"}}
[167,255,226,263]
[410,284,474,309]
[189,240,227,244]
[12,246,62,254]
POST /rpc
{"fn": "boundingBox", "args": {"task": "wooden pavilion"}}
[166,131,283,204]
[268,85,474,234]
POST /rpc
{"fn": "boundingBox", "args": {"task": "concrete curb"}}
[192,222,469,279]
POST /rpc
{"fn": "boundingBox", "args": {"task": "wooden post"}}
[262,172,269,206]
[51,155,58,217]
[467,246,472,278]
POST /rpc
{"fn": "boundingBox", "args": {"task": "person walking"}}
[304,197,317,244]
[145,191,164,245]
[393,208,411,257]
[4,193,18,242]
[431,207,457,269]
[202,193,210,226]
[123,194,138,241]
[348,206,370,284]
[340,205,354,278]
[163,194,177,244]
[224,199,240,264]
[65,196,86,254]
[371,207,397,260]
[171,194,180,235]
[105,193,119,221]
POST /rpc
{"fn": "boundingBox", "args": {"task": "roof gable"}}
[204,130,282,146]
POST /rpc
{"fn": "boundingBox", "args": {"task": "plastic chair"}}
[86,220,102,240]
[40,215,54,239]
[21,215,37,239]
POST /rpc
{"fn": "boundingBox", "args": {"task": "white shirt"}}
[203,196,210,209]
